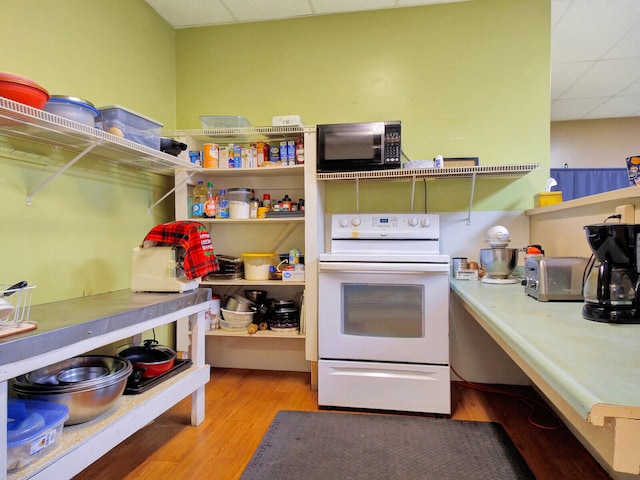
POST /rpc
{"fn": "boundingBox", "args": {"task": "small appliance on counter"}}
[478,225,519,284]
[132,221,218,293]
[131,246,198,293]
[582,223,640,323]
[524,256,589,301]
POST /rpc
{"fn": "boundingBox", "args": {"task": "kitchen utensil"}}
[224,294,256,312]
[0,73,49,109]
[478,225,518,284]
[220,308,254,327]
[160,137,187,156]
[116,339,176,379]
[2,281,28,297]
[13,355,132,425]
[479,248,518,283]
[243,289,268,303]
[44,95,98,126]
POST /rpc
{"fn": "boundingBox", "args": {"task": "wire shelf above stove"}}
[316,163,541,181]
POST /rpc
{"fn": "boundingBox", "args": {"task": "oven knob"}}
[339,218,349,228]
[421,218,431,228]
[351,218,361,227]
[408,217,419,227]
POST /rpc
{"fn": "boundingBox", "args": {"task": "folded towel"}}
[143,221,218,279]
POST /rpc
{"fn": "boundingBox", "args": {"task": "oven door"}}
[318,261,449,364]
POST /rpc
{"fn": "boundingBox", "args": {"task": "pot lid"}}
[0,72,49,96]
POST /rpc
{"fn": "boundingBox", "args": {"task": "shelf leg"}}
[26,140,102,205]
[467,172,477,225]
[410,176,416,213]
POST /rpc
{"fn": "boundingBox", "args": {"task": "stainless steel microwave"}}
[316,121,401,172]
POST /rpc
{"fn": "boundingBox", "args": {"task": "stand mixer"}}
[582,224,640,324]
[479,226,519,284]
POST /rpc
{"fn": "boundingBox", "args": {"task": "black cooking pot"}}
[117,339,176,379]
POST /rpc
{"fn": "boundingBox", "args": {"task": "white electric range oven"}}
[318,213,451,414]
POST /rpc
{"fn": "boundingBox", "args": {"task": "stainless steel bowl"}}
[479,248,518,279]
[13,355,132,425]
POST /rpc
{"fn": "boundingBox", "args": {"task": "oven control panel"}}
[331,213,440,240]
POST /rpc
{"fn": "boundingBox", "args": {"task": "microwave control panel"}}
[384,122,401,165]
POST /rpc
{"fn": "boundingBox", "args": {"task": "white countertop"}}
[450,279,640,423]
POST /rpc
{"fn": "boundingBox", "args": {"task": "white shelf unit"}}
[0,97,200,206]
[167,127,318,371]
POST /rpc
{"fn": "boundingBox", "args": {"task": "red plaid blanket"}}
[143,221,218,279]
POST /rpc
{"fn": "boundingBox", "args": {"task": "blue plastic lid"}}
[47,95,99,115]
[7,399,69,447]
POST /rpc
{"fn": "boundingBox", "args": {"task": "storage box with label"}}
[7,399,69,471]
[534,191,562,207]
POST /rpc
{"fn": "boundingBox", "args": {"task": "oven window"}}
[342,284,424,338]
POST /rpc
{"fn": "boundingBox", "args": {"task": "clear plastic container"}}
[228,188,251,219]
[199,116,251,129]
[7,399,69,471]
[97,105,163,149]
[242,253,276,280]
[45,96,98,127]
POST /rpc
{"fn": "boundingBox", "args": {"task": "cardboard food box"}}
[534,191,563,207]
[627,155,640,186]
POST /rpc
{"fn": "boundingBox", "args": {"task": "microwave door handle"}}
[319,262,449,274]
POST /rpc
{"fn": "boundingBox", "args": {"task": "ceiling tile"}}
[551,0,640,63]
[562,58,640,98]
[584,95,640,119]
[603,22,640,60]
[310,0,395,15]
[620,78,640,96]
[145,0,235,28]
[551,97,608,121]
[225,0,313,22]
[551,61,595,99]
[551,0,571,30]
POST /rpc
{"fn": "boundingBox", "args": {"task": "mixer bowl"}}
[479,248,518,279]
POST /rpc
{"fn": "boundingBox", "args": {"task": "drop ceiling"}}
[146,0,640,122]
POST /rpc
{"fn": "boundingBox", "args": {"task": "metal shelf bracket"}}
[467,172,477,225]
[26,140,102,206]
[147,170,197,215]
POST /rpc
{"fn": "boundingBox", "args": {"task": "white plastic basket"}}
[0,283,36,326]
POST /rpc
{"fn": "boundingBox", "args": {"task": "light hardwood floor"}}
[72,368,611,480]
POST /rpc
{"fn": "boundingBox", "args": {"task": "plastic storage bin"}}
[242,253,276,281]
[7,399,69,472]
[45,95,98,127]
[199,116,251,129]
[97,105,163,149]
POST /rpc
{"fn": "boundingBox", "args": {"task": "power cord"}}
[450,365,563,430]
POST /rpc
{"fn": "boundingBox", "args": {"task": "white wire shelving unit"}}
[0,97,200,206]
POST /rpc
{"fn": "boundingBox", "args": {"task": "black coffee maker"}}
[583,224,640,323]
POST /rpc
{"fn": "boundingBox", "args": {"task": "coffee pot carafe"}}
[582,224,640,323]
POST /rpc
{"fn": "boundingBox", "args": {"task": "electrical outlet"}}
[615,204,635,223]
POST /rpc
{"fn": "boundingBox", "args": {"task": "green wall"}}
[175,0,550,212]
[1,0,176,307]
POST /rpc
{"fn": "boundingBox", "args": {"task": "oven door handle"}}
[319,262,449,274]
